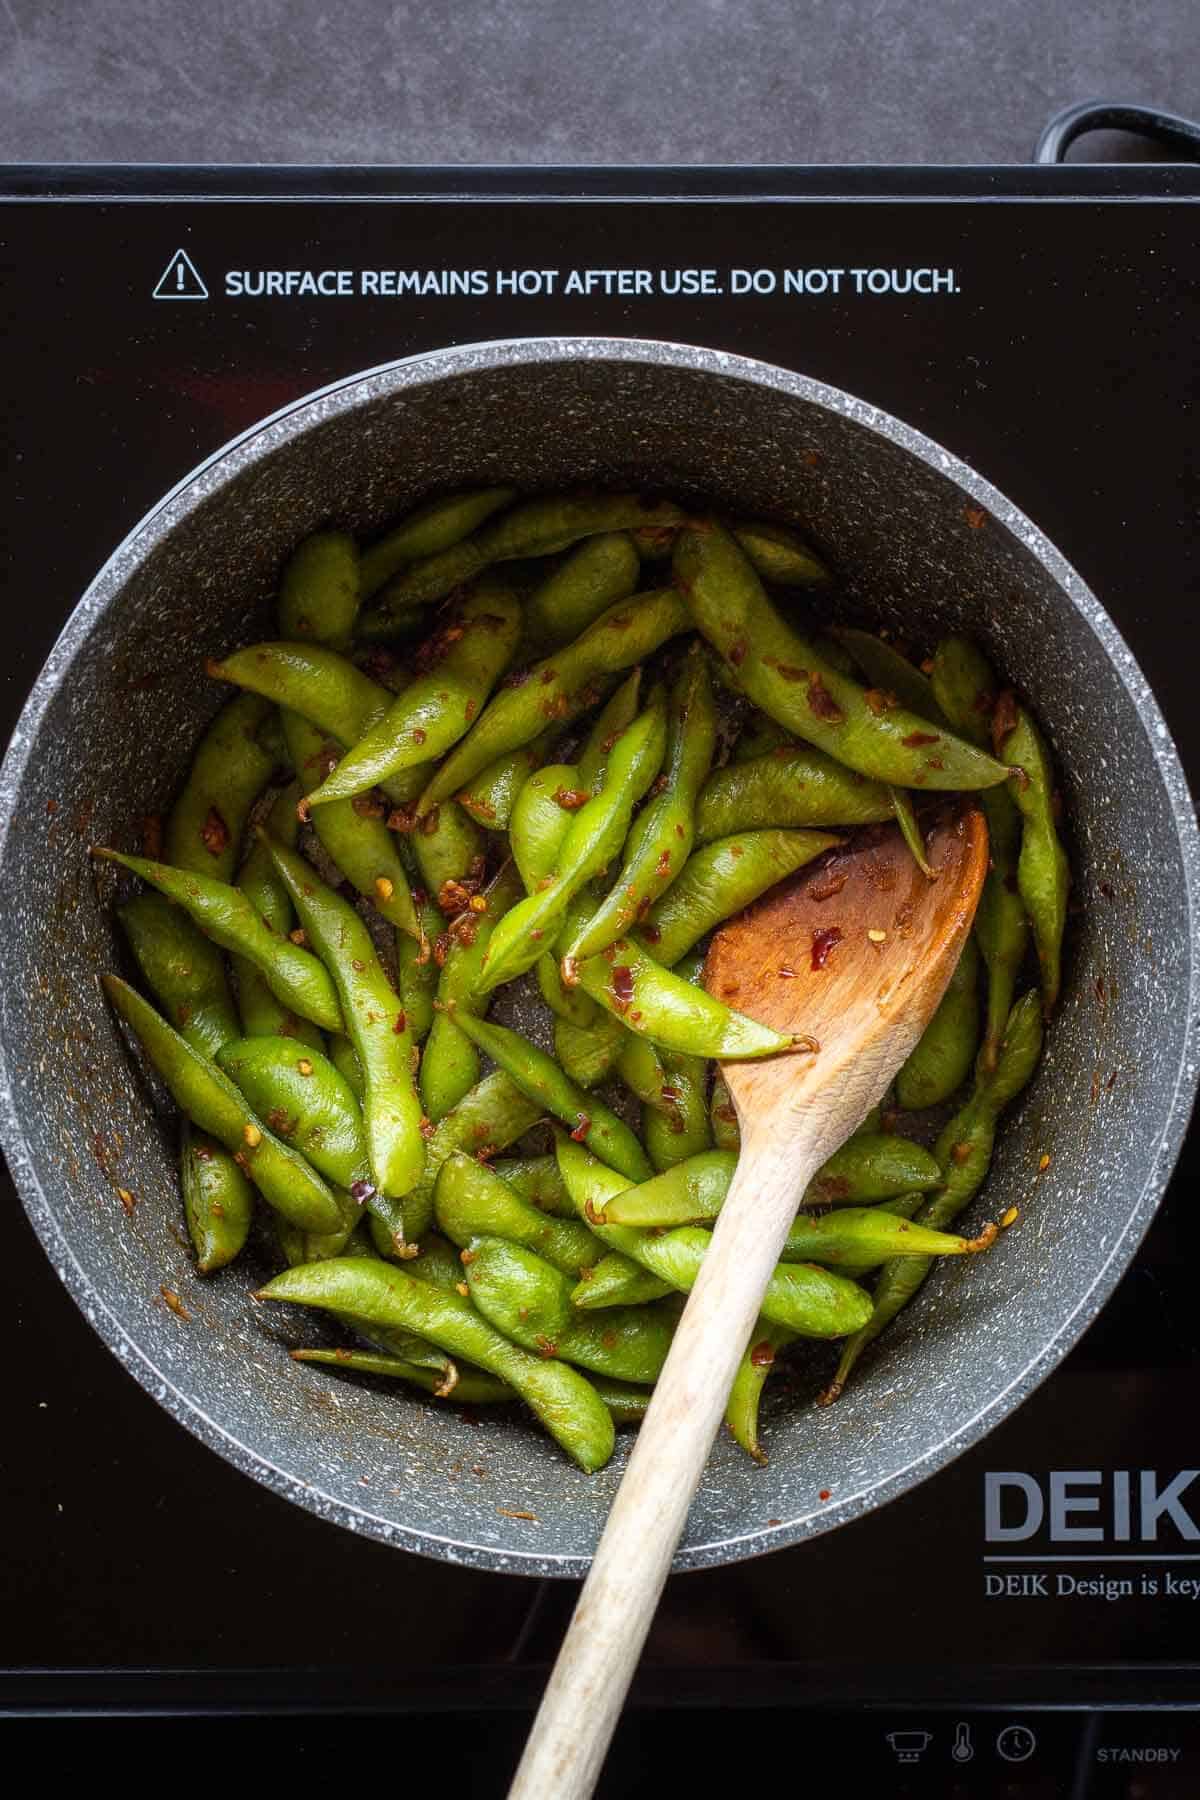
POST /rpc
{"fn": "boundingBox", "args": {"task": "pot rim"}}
[2,334,1198,1575]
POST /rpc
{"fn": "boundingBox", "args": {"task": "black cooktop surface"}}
[3,164,1198,1791]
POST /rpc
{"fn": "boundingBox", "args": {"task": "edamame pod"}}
[834,628,948,724]
[510,762,584,892]
[731,518,831,588]
[726,1320,794,1463]
[232,782,327,1048]
[479,703,668,992]
[464,1236,678,1382]
[302,588,522,806]
[363,494,684,631]
[449,1010,653,1183]
[420,861,525,1122]
[674,521,1008,790]
[995,697,1070,1014]
[491,1154,574,1217]
[215,1035,371,1190]
[395,1069,545,1246]
[455,729,560,830]
[556,1137,872,1338]
[292,1344,514,1403]
[575,938,796,1060]
[409,798,488,899]
[360,486,519,597]
[259,1257,615,1471]
[709,1068,741,1151]
[554,1010,627,1090]
[522,531,641,650]
[166,692,277,881]
[181,1122,254,1272]
[277,530,360,647]
[281,710,420,938]
[695,747,893,843]
[567,647,717,961]
[102,975,341,1232]
[575,670,644,793]
[418,587,688,808]
[264,833,424,1204]
[895,934,981,1110]
[118,892,239,1059]
[95,849,344,1033]
[434,1152,601,1276]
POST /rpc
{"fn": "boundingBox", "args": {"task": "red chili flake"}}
[810,926,843,970]
[991,689,1020,754]
[554,786,589,811]
[772,662,808,683]
[641,924,661,945]
[161,1287,191,1321]
[660,1084,682,1103]
[386,804,418,834]
[964,505,987,530]
[610,966,635,1011]
[419,1115,436,1140]
[570,1114,591,1143]
[714,1103,737,1124]
[806,674,843,723]
[503,666,532,688]
[350,1179,377,1206]
[951,1140,973,1165]
[475,1143,498,1164]
[411,727,427,745]
[655,850,671,878]
[433,933,452,968]
[350,956,365,972]
[117,1187,136,1217]
[45,798,58,815]
[419,806,441,836]
[730,843,744,859]
[863,688,897,716]
[352,793,386,819]
[629,1009,643,1024]
[926,757,945,771]
[267,1107,293,1135]
[200,807,230,857]
[540,668,557,685]
[727,639,747,667]
[393,1011,407,1035]
[1106,1070,1118,1092]
[438,878,476,914]
[541,693,570,720]
[900,731,939,749]
[818,1488,832,1502]
[750,1341,776,1368]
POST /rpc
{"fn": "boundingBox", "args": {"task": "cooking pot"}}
[2,337,1196,1575]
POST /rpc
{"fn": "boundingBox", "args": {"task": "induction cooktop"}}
[2,162,1198,1794]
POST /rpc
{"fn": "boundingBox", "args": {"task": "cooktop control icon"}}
[886,1730,932,1764]
[951,1722,975,1763]
[997,1723,1038,1763]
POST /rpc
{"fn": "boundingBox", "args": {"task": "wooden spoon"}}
[509,803,989,1799]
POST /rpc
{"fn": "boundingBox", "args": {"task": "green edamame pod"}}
[930,635,1031,1069]
[479,703,668,992]
[206,643,390,765]
[259,1257,615,1472]
[181,1121,254,1273]
[301,588,522,806]
[731,518,831,588]
[118,892,239,1059]
[418,587,688,808]
[780,1207,997,1268]
[276,1187,363,1266]
[409,798,488,900]
[556,1137,871,1338]
[695,747,893,843]
[215,1035,371,1190]
[95,849,344,1033]
[801,1133,942,1207]
[731,711,794,763]
[491,1155,573,1217]
[576,670,643,793]
[822,990,1044,1402]
[166,692,277,882]
[554,1010,627,1090]
[292,1344,514,1405]
[834,628,948,724]
[614,1033,669,1111]
[363,494,683,632]
[396,884,441,1046]
[640,953,713,1171]
[449,1010,653,1184]
[575,938,795,1060]
[895,934,981,1110]
[995,697,1069,1014]
[523,531,641,650]
[599,1149,737,1227]
[263,833,424,1205]
[889,786,935,880]
[327,1033,365,1099]
[395,1069,545,1247]
[420,861,525,1122]
[675,522,1008,790]
[434,1153,601,1275]
[359,486,519,597]
[455,729,560,830]
[464,1236,677,1383]
[277,530,360,647]
[567,647,717,961]
[572,1249,674,1309]
[636,827,841,968]
[510,762,584,891]
[102,975,341,1232]
[231,781,326,1049]
[726,1320,794,1463]
[281,710,420,938]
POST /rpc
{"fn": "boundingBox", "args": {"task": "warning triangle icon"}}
[152,248,209,301]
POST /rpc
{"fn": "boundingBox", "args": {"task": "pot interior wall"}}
[1,350,1190,1570]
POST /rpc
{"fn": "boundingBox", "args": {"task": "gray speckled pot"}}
[2,338,1197,1577]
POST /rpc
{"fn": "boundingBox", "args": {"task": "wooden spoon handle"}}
[508,1134,821,1800]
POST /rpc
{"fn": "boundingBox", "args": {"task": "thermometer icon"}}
[951,1723,975,1764]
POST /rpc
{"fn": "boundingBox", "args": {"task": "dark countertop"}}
[0,0,1197,167]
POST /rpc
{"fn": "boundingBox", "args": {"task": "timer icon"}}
[996,1724,1037,1763]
